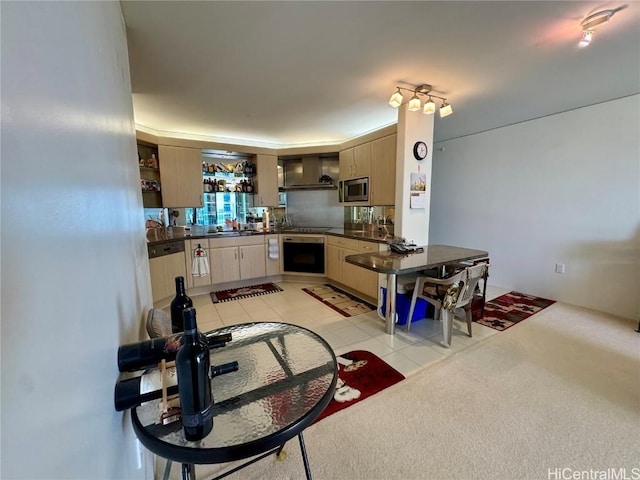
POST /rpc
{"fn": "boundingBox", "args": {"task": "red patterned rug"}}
[210,283,283,303]
[475,291,555,331]
[315,350,404,423]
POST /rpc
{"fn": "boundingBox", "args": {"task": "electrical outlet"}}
[555,263,565,274]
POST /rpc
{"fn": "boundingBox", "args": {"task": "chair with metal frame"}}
[405,262,489,347]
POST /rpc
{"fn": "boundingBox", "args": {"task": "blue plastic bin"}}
[379,286,431,325]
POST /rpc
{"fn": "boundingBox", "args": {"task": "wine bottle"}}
[114,360,238,412]
[170,276,192,333]
[176,307,213,440]
[117,331,232,372]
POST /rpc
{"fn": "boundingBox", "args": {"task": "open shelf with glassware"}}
[138,142,162,208]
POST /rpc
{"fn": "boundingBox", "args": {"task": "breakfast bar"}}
[345,244,489,334]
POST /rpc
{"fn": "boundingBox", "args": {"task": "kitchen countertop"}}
[146,226,396,246]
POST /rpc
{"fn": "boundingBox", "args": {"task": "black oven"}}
[282,236,325,274]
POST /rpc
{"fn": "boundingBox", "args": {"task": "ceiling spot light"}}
[578,6,627,46]
[388,88,404,108]
[439,101,453,118]
[388,83,453,118]
[578,29,593,47]
[408,93,421,112]
[423,97,436,115]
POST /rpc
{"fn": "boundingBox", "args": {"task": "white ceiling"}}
[121,1,640,147]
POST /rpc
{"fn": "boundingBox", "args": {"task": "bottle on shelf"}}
[117,330,232,372]
[170,276,193,333]
[176,307,213,441]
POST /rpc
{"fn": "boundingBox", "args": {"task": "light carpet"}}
[160,302,639,480]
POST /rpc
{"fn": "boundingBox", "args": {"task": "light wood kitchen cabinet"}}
[158,145,203,208]
[339,144,372,180]
[209,236,267,285]
[210,246,241,284]
[185,239,211,288]
[370,134,396,206]
[355,240,381,299]
[325,236,359,288]
[326,236,383,301]
[353,142,372,178]
[338,148,354,180]
[149,251,187,303]
[254,154,279,207]
[265,234,281,276]
[239,244,267,279]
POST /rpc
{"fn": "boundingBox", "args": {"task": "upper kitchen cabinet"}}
[339,143,371,180]
[370,134,396,206]
[158,145,204,208]
[254,154,278,206]
[338,148,354,180]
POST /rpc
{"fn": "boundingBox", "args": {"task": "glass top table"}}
[345,244,489,335]
[131,322,338,480]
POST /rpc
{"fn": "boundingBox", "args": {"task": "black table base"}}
[174,432,312,480]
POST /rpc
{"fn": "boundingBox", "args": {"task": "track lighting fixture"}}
[578,6,627,47]
[388,84,454,118]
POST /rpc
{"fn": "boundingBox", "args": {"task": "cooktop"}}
[280,227,332,234]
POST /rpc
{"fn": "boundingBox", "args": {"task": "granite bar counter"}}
[345,244,489,335]
[146,226,398,246]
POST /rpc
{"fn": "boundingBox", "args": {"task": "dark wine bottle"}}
[117,331,232,372]
[170,276,192,333]
[176,307,213,440]
[113,360,238,411]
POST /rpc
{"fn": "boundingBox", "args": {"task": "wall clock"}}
[413,141,428,160]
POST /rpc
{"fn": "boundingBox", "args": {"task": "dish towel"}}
[268,238,279,260]
[192,244,209,277]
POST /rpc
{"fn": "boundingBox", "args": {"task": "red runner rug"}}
[475,291,555,331]
[302,284,375,317]
[210,282,283,303]
[315,350,404,424]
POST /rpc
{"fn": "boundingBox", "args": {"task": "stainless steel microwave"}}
[339,177,369,203]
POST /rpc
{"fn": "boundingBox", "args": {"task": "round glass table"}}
[131,322,338,480]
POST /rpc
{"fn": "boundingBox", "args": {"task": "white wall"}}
[430,96,640,320]
[1,3,152,479]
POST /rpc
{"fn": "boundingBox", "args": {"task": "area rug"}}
[314,350,405,424]
[302,284,376,317]
[475,291,555,331]
[210,283,283,303]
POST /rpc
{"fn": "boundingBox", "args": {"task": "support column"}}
[394,104,435,246]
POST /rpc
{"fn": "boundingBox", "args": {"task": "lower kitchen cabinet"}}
[239,244,267,279]
[326,236,359,290]
[326,236,383,301]
[149,251,187,303]
[355,240,380,299]
[210,246,241,284]
[209,236,267,285]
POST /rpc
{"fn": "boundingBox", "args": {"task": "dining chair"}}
[405,262,489,347]
[145,308,172,338]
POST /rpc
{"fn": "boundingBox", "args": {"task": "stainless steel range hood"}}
[280,154,339,191]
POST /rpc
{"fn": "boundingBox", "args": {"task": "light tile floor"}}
[191,280,511,377]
